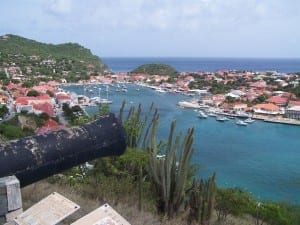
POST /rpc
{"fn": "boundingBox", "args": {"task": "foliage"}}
[27,89,40,97]
[0,34,107,71]
[0,123,27,139]
[62,103,89,125]
[46,90,54,97]
[22,79,38,88]
[131,64,178,77]
[0,104,9,117]
[119,101,158,149]
[189,173,216,225]
[148,119,195,217]
[252,94,269,104]
[251,202,289,225]
[0,34,108,83]
[0,71,7,80]
[215,187,253,221]
[0,124,25,139]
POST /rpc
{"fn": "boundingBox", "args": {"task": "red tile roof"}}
[253,103,279,111]
[32,102,54,117]
[266,96,288,105]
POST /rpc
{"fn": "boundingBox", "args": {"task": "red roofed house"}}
[230,102,248,112]
[15,95,54,115]
[253,103,281,115]
[56,92,71,106]
[32,102,55,117]
[32,85,57,94]
[266,96,288,107]
[289,100,300,107]
[37,119,65,134]
[249,80,267,89]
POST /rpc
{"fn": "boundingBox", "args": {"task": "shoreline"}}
[61,82,300,127]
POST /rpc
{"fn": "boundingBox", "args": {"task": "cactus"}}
[189,172,216,225]
[148,119,195,217]
[120,101,157,148]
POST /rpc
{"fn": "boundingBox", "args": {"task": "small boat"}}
[98,99,112,104]
[236,119,248,126]
[198,111,208,119]
[155,88,167,93]
[177,101,200,109]
[216,116,229,122]
[207,112,217,117]
[244,118,255,123]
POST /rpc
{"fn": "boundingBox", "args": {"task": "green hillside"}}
[0,34,107,82]
[131,63,178,76]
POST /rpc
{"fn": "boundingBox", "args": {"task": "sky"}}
[0,0,300,58]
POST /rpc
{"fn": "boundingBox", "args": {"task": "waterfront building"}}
[253,103,281,115]
[285,106,300,120]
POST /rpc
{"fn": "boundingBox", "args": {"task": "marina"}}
[62,83,300,204]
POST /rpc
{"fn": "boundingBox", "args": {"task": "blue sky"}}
[0,0,299,58]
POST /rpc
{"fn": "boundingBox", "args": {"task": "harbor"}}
[62,83,300,204]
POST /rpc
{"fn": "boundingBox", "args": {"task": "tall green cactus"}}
[189,172,216,224]
[120,100,157,148]
[148,119,195,217]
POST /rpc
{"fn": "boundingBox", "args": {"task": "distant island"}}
[130,63,178,77]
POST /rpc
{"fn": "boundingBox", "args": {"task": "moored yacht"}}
[177,100,200,109]
[198,111,208,118]
[236,119,248,126]
[216,116,229,122]
[244,118,255,123]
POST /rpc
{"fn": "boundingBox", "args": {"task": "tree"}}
[0,105,9,117]
[252,202,289,225]
[27,89,40,97]
[215,188,252,221]
[252,94,269,104]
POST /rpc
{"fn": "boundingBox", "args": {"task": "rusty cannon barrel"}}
[0,113,127,187]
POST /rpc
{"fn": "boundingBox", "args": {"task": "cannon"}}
[0,113,127,187]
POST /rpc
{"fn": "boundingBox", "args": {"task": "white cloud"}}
[1,0,299,57]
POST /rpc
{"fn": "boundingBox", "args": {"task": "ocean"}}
[102,57,300,73]
[63,57,300,203]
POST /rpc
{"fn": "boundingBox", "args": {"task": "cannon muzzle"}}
[0,113,126,186]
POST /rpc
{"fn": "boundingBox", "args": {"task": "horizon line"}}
[101,56,300,59]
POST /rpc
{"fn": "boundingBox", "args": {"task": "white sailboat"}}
[97,86,112,104]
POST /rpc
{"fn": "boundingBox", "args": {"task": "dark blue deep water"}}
[63,58,300,203]
[102,57,300,73]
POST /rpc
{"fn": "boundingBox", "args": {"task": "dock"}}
[207,110,300,126]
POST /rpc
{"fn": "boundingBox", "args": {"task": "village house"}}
[15,94,55,116]
[228,102,248,112]
[249,80,267,89]
[56,92,72,106]
[212,94,226,106]
[266,96,288,107]
[32,84,57,95]
[253,103,282,115]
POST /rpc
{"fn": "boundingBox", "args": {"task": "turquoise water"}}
[63,84,300,203]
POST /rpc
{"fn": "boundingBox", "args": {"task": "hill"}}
[0,34,107,82]
[131,63,178,76]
